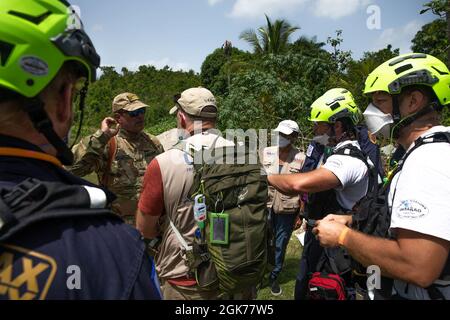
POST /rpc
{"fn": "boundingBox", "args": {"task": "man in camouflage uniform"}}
[68,93,164,225]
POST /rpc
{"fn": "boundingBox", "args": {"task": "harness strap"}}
[169,219,193,252]
[101,136,117,187]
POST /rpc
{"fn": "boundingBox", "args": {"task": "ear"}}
[113,113,122,124]
[55,82,74,123]
[334,121,342,132]
[408,90,427,114]
[178,111,187,128]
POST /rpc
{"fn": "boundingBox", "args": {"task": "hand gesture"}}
[101,117,120,138]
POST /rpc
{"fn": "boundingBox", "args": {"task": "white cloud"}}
[374,20,424,54]
[313,0,372,20]
[208,0,224,5]
[229,0,308,19]
[222,0,370,19]
[124,58,190,72]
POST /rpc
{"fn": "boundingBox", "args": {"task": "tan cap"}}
[169,87,218,119]
[112,93,149,113]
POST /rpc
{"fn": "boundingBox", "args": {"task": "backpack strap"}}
[333,144,378,194]
[169,218,193,252]
[101,136,117,187]
[0,178,113,242]
[394,131,450,175]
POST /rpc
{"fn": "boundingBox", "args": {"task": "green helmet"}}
[0,0,100,98]
[309,88,362,125]
[364,53,450,106]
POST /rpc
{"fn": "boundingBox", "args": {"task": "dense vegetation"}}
[73,0,450,145]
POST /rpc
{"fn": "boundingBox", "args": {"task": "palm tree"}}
[240,14,299,55]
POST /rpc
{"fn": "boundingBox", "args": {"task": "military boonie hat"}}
[112,93,149,113]
[170,87,218,119]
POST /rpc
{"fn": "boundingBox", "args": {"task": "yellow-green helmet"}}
[0,0,100,98]
[364,53,450,106]
[309,88,362,125]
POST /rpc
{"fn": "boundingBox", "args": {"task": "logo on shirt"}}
[306,145,314,157]
[0,244,57,300]
[396,200,429,219]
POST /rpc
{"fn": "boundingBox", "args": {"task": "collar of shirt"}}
[118,129,143,142]
[333,139,361,152]
[406,125,450,152]
[0,134,116,202]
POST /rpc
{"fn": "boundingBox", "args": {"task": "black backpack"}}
[0,178,112,242]
[306,143,380,299]
[352,131,450,300]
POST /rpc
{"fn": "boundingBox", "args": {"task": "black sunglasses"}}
[120,108,146,118]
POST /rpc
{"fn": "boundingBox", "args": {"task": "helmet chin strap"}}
[70,82,88,150]
[391,95,442,139]
[25,83,89,166]
[25,99,74,166]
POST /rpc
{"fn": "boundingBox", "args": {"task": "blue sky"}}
[73,0,437,73]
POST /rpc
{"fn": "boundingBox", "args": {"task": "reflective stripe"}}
[82,186,107,209]
[169,219,193,251]
[0,147,62,167]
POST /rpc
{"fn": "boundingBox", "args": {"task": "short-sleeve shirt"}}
[389,126,450,299]
[322,141,369,210]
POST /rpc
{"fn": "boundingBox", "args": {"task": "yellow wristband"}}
[338,227,350,247]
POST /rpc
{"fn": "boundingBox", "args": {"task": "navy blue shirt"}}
[0,135,162,300]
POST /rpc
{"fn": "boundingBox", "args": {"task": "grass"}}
[257,233,303,300]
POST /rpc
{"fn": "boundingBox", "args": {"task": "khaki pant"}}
[160,279,221,300]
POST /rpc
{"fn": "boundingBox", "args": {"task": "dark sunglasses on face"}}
[122,108,146,118]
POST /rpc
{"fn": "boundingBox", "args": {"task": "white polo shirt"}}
[322,140,369,211]
[389,126,450,300]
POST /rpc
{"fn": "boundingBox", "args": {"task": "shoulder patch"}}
[306,145,314,158]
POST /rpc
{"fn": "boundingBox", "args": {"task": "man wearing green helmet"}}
[314,53,450,300]
[0,0,161,300]
[269,88,372,300]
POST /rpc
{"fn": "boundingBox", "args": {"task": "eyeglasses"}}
[121,108,146,118]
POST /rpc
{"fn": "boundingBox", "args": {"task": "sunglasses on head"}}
[121,108,146,118]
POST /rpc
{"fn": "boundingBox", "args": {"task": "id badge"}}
[209,212,230,245]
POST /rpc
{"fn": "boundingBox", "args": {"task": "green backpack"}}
[175,137,269,295]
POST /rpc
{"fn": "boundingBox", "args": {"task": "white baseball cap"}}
[274,120,300,136]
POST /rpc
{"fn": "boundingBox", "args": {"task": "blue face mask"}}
[278,136,291,148]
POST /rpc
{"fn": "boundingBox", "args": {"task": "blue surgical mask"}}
[278,136,291,148]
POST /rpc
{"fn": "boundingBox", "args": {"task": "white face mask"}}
[277,136,292,148]
[363,103,394,139]
[312,134,330,146]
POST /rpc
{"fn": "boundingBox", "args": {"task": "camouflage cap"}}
[169,87,218,119]
[112,93,149,113]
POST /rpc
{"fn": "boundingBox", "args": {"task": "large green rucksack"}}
[174,137,269,295]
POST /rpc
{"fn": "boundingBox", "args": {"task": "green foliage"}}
[73,65,200,139]
[200,47,253,96]
[333,45,400,108]
[420,0,448,17]
[73,12,450,142]
[240,15,300,55]
[412,19,448,63]
[327,30,353,72]
[289,35,329,59]
[218,53,334,146]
